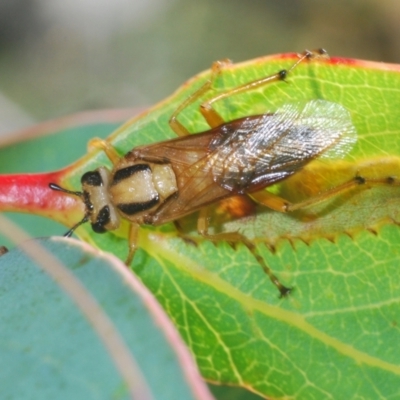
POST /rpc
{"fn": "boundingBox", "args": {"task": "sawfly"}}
[50,49,359,297]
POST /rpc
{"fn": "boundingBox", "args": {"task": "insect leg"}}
[249,175,400,213]
[125,222,140,266]
[200,49,328,129]
[88,138,121,165]
[197,208,292,297]
[169,59,232,136]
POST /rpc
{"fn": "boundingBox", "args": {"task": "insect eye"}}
[81,171,103,186]
[91,205,111,233]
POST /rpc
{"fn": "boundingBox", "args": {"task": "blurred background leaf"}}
[0,237,215,400]
[1,0,400,137]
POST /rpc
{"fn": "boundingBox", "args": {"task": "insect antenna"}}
[64,215,89,237]
[48,183,83,198]
[48,182,88,237]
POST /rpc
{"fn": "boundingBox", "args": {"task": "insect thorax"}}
[81,160,178,232]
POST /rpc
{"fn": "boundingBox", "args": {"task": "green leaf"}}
[0,237,213,400]
[1,53,400,399]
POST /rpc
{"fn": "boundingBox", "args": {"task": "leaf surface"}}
[0,237,213,400]
[1,53,400,399]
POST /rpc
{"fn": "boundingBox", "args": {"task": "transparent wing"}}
[208,99,357,191]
